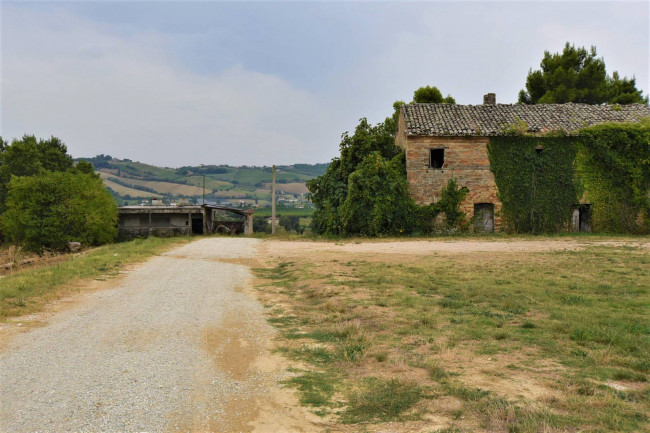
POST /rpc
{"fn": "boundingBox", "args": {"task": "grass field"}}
[255,238,649,432]
[0,237,189,319]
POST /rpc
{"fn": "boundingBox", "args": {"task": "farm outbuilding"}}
[117,204,254,239]
[395,95,650,232]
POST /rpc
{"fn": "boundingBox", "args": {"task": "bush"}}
[340,153,420,236]
[1,171,118,251]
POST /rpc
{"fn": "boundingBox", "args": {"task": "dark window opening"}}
[535,146,544,155]
[430,148,444,168]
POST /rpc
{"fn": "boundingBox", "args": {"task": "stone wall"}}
[398,135,502,229]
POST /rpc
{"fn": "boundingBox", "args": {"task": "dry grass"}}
[0,237,189,320]
[254,239,650,432]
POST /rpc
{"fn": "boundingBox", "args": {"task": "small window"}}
[430,148,445,168]
[535,146,544,155]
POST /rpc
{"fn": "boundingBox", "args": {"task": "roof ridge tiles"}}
[402,102,650,136]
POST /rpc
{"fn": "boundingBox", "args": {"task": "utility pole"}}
[271,165,276,235]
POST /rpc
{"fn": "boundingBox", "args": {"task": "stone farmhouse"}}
[395,94,650,232]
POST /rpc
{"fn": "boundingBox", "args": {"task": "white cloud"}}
[1,5,342,166]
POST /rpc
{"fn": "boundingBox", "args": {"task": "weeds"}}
[341,378,424,423]
[0,237,189,319]
[257,242,650,431]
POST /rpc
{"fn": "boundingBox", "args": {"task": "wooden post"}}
[188,212,192,236]
[245,212,254,235]
[272,165,276,235]
[202,176,205,205]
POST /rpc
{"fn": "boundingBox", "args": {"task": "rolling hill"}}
[79,155,328,210]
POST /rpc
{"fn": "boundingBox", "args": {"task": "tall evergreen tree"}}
[519,43,647,105]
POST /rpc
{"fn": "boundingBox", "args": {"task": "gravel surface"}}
[0,238,275,433]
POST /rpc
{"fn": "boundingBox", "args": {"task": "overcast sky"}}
[1,1,648,167]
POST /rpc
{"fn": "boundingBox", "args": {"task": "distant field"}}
[84,158,326,205]
[99,172,205,196]
[186,176,232,190]
[103,179,151,197]
[264,182,309,194]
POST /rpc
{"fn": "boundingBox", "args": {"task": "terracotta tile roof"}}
[402,103,650,136]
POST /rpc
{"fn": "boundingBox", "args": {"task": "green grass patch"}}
[284,370,338,408]
[341,378,424,423]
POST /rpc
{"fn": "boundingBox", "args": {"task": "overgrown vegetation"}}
[577,121,650,233]
[308,86,465,236]
[487,135,578,233]
[488,121,649,234]
[0,135,118,251]
[0,236,188,319]
[256,240,649,431]
[1,171,117,251]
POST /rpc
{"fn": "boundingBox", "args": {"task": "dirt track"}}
[263,237,649,256]
[0,238,314,433]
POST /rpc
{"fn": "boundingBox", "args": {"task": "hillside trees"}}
[0,135,117,251]
[518,43,647,105]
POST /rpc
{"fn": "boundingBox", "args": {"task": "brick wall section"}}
[398,135,502,229]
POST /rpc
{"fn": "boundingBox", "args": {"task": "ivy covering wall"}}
[487,135,578,233]
[577,121,650,234]
[488,121,650,234]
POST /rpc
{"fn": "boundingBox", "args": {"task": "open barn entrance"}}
[191,215,204,235]
[202,205,254,235]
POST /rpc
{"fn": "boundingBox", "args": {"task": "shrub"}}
[1,171,118,251]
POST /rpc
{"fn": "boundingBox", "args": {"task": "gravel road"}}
[0,238,285,433]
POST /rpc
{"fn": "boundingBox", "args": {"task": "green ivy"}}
[576,121,650,233]
[487,135,578,233]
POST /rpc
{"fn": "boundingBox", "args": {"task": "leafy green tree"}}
[519,43,647,105]
[38,136,74,172]
[340,153,419,236]
[0,171,117,251]
[307,118,401,235]
[74,160,96,175]
[413,86,456,104]
[308,85,465,236]
[0,135,74,212]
